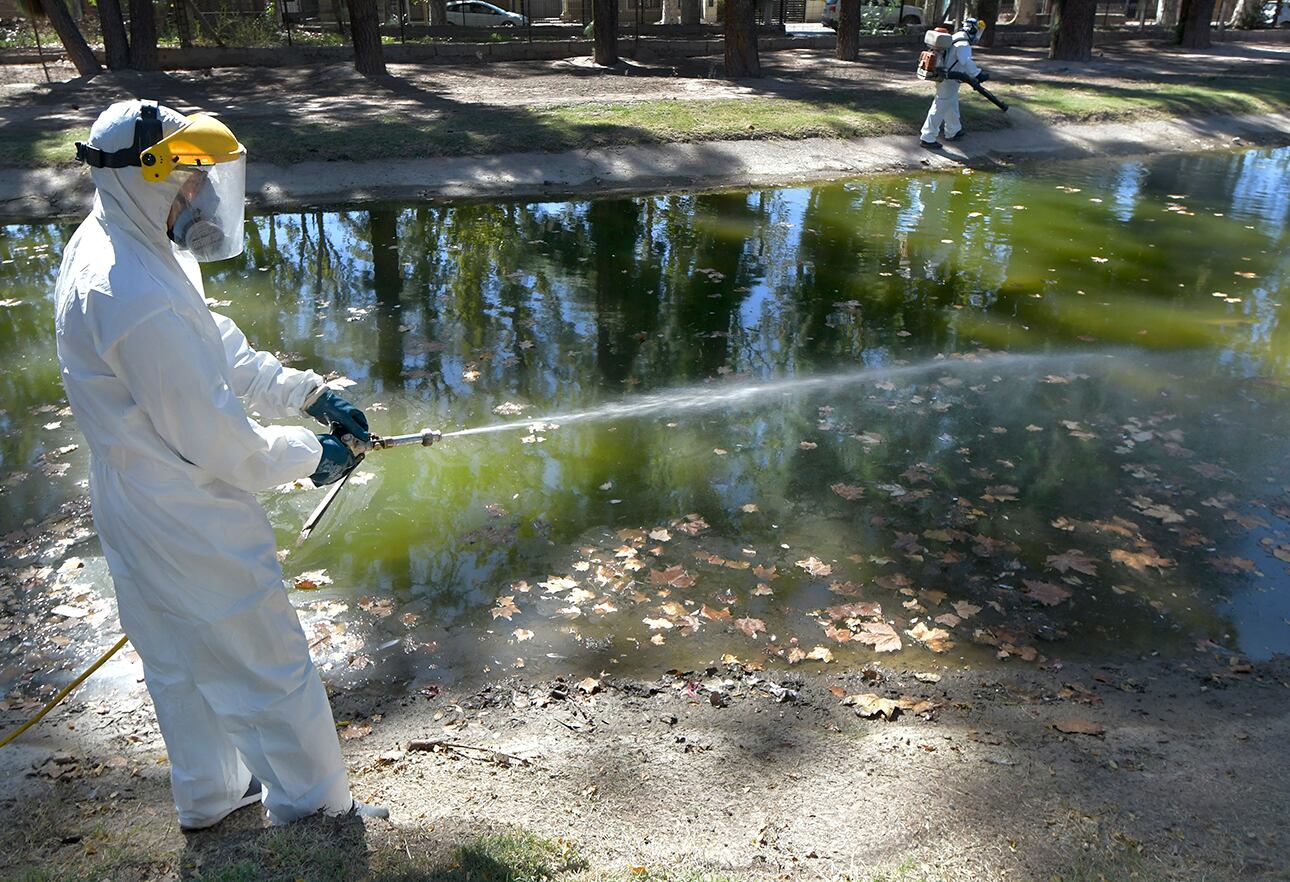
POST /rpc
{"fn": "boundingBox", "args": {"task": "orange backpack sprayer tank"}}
[917,27,952,82]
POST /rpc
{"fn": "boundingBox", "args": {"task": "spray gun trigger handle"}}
[333,424,371,458]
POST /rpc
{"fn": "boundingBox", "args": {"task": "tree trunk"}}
[38,0,101,75]
[24,9,52,82]
[976,0,1000,44]
[724,0,760,76]
[592,0,618,64]
[1226,0,1259,26]
[1176,0,1214,45]
[171,0,193,47]
[428,0,446,22]
[128,0,159,70]
[1049,0,1095,60]
[347,0,387,75]
[680,0,701,24]
[1157,0,1180,27]
[921,0,941,24]
[1008,0,1039,23]
[99,0,131,67]
[836,0,859,58]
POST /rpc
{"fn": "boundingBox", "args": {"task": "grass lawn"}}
[3,74,1287,170]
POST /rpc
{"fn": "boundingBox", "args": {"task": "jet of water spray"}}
[440,352,1098,439]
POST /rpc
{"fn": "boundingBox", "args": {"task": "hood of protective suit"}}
[86,101,191,252]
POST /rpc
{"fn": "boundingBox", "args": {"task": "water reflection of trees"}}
[7,150,1290,665]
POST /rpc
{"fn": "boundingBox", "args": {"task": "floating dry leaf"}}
[490,596,520,620]
[831,483,865,501]
[1023,580,1072,606]
[855,622,902,653]
[796,557,833,578]
[1046,548,1097,576]
[806,646,834,663]
[1110,548,1174,572]
[294,570,333,591]
[908,622,953,652]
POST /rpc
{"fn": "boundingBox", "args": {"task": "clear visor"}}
[167,153,246,262]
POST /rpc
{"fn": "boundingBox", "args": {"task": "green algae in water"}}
[2,146,1289,695]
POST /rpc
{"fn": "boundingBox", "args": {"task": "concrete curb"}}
[2,112,1287,222]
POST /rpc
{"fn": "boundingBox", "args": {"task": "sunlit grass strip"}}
[2,75,1288,170]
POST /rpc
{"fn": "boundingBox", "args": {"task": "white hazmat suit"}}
[920,30,982,143]
[53,101,354,828]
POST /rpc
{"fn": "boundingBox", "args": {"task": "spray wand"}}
[297,427,443,546]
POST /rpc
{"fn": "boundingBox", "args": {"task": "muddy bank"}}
[0,111,1287,224]
[1,653,1287,880]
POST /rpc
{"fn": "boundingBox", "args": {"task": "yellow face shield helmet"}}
[75,103,247,262]
[143,113,248,262]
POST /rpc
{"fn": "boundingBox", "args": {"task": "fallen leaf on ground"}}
[733,617,766,637]
[339,722,373,740]
[1053,718,1105,737]
[843,693,901,720]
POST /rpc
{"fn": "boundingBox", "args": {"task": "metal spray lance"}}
[297,426,442,545]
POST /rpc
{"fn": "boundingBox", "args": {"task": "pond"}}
[2,146,1289,701]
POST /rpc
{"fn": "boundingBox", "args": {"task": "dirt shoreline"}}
[2,652,1287,881]
[3,111,1288,223]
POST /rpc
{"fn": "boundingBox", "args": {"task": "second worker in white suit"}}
[919,17,989,149]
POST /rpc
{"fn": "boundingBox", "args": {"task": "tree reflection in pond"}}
[1,147,1289,697]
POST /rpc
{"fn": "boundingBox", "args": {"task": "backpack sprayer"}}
[916,26,1009,113]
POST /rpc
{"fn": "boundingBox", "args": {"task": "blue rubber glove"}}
[311,434,361,487]
[305,389,370,442]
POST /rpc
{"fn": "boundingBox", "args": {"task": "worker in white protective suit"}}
[54,100,394,831]
[919,18,989,149]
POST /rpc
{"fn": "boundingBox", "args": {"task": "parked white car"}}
[1263,1,1290,26]
[445,1,527,26]
[821,0,924,28]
